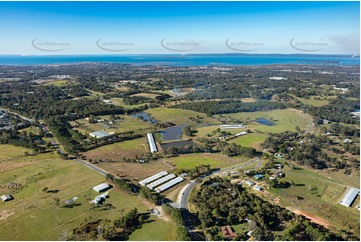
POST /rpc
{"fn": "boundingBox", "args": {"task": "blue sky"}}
[0,1,359,55]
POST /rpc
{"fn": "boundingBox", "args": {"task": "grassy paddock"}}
[84,137,148,162]
[231,133,269,151]
[0,145,177,240]
[265,162,360,235]
[147,107,218,125]
[218,109,310,133]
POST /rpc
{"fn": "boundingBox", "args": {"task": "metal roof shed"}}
[1,194,12,202]
[340,188,359,207]
[93,183,111,193]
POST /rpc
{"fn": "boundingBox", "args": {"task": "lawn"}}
[231,133,269,151]
[84,137,148,162]
[0,145,177,240]
[129,217,178,241]
[147,107,218,125]
[218,109,311,133]
[265,162,360,235]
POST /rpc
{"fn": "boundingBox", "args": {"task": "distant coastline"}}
[0,53,359,66]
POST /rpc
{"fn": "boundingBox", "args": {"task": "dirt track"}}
[291,208,330,228]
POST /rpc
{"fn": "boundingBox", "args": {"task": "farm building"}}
[154,176,184,193]
[235,131,248,137]
[93,183,111,193]
[245,180,255,186]
[340,188,359,207]
[1,194,12,202]
[139,171,168,186]
[253,185,263,191]
[221,226,237,240]
[89,131,111,139]
[147,133,158,153]
[253,174,264,180]
[147,174,176,190]
[221,124,245,129]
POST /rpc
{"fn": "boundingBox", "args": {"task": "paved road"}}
[76,159,108,177]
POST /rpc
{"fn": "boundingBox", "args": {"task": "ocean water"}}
[0,54,359,66]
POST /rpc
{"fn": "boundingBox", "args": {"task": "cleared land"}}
[0,145,177,240]
[159,153,248,170]
[131,93,160,99]
[147,107,218,126]
[231,133,269,151]
[262,162,360,235]
[43,80,70,87]
[97,159,174,182]
[292,95,335,107]
[218,109,310,133]
[84,137,148,162]
[73,115,152,135]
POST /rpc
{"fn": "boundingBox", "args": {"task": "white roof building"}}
[147,133,158,153]
[1,194,12,202]
[89,131,111,139]
[155,176,184,193]
[139,171,168,186]
[93,183,111,193]
[340,188,359,207]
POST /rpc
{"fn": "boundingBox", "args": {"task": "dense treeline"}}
[192,178,345,241]
[309,98,359,124]
[172,100,286,115]
[0,129,47,153]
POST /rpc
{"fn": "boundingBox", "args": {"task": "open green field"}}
[129,217,178,241]
[0,145,55,173]
[218,109,311,133]
[131,93,160,99]
[84,137,148,162]
[265,162,360,235]
[0,145,177,240]
[147,107,218,125]
[160,153,248,170]
[292,95,335,107]
[231,133,269,151]
[44,80,70,87]
[73,115,152,135]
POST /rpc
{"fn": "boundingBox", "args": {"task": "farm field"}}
[0,145,54,173]
[0,145,177,240]
[231,133,269,151]
[218,109,311,133]
[292,95,336,107]
[97,159,174,182]
[73,115,152,135]
[147,107,219,126]
[131,93,160,99]
[264,162,360,235]
[84,137,148,162]
[159,153,248,170]
[43,80,70,87]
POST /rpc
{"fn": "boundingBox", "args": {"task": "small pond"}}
[159,124,187,141]
[160,140,195,151]
[255,118,275,126]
